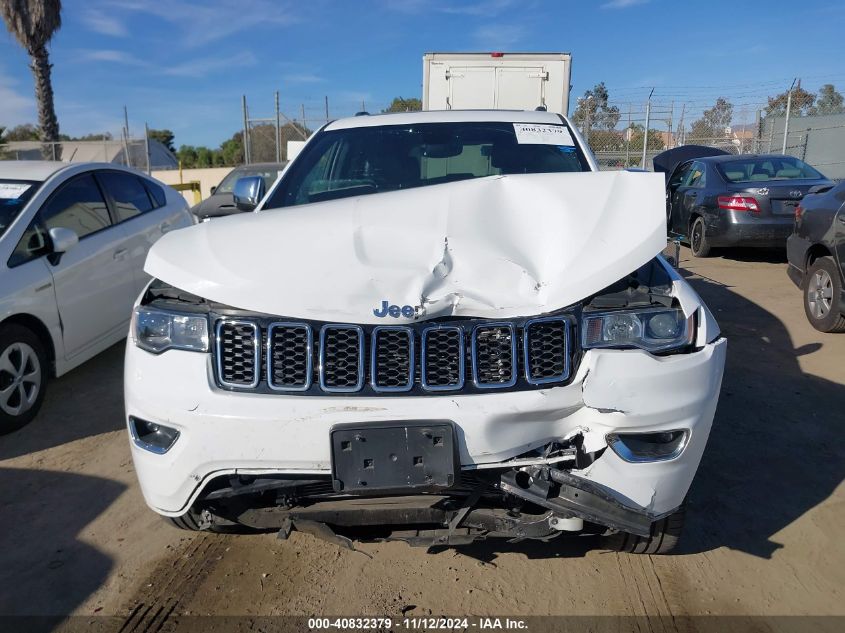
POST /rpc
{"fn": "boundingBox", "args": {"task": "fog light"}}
[129,417,180,454]
[606,430,688,463]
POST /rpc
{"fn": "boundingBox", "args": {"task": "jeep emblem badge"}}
[373,300,418,319]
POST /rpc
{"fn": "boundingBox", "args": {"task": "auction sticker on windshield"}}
[0,183,32,199]
[513,123,574,146]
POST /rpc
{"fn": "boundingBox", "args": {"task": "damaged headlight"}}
[132,306,209,354]
[581,307,694,352]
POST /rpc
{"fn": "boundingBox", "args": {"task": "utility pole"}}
[667,100,674,149]
[625,103,632,166]
[676,103,686,146]
[641,88,654,169]
[301,103,306,126]
[122,105,131,166]
[242,95,250,165]
[782,78,797,155]
[325,96,330,123]
[583,95,593,145]
[144,122,151,174]
[274,90,282,163]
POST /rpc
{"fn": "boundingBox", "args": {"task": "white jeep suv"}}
[125,110,726,553]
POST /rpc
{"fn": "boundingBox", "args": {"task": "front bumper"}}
[125,336,727,525]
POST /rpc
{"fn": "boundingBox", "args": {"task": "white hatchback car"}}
[0,161,192,433]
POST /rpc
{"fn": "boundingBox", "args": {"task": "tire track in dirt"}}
[118,534,230,632]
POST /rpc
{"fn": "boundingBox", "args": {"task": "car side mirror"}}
[210,186,217,195]
[47,227,78,265]
[232,176,265,212]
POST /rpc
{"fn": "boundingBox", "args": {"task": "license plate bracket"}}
[330,421,458,494]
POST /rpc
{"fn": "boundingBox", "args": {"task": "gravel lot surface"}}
[1,247,842,627]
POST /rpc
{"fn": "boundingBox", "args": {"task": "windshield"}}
[215,166,284,194]
[718,156,824,183]
[264,121,589,209]
[0,180,41,240]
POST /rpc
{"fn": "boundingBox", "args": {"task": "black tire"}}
[689,216,712,258]
[0,323,49,435]
[803,257,845,333]
[604,502,686,555]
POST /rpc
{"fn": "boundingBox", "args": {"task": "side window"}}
[143,179,167,208]
[670,162,693,188]
[99,172,154,221]
[9,218,50,267]
[687,161,707,188]
[41,174,111,239]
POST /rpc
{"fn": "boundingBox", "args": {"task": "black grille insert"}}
[472,324,517,387]
[268,323,312,391]
[320,325,364,391]
[216,321,259,387]
[524,318,570,384]
[371,327,414,391]
[421,327,464,390]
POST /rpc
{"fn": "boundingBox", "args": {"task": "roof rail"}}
[354,111,370,116]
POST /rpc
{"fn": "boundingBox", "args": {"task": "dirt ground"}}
[1,247,843,627]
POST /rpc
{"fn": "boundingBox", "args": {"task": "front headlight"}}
[133,306,209,354]
[582,307,694,352]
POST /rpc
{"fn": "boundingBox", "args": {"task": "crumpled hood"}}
[145,171,666,323]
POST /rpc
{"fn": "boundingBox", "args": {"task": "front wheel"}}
[603,502,686,554]
[803,257,845,333]
[689,216,712,258]
[0,324,48,435]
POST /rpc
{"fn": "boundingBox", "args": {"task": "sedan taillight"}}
[717,195,760,214]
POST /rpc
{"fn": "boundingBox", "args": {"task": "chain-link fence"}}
[0,137,170,171]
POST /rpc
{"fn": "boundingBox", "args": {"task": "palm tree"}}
[0,0,62,159]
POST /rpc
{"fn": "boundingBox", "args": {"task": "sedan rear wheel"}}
[690,216,712,258]
[803,257,845,333]
[0,324,48,435]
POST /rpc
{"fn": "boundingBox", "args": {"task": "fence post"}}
[782,78,796,155]
[275,91,282,163]
[144,122,151,174]
[242,95,251,165]
[641,89,654,169]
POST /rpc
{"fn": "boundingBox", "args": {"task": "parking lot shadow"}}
[0,467,123,616]
[0,342,126,461]
[681,273,844,559]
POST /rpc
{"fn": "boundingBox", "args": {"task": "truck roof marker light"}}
[491,52,504,57]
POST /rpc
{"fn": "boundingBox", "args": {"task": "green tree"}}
[571,82,620,131]
[688,97,734,141]
[4,122,39,140]
[148,128,175,152]
[765,85,816,117]
[59,131,112,141]
[0,0,63,158]
[220,135,244,166]
[625,123,664,154]
[0,125,6,157]
[809,84,844,116]
[382,97,422,113]
[176,145,198,168]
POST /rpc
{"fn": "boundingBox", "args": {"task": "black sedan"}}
[654,147,833,257]
[191,162,286,221]
[787,182,845,332]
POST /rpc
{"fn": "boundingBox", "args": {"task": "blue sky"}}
[2,0,845,147]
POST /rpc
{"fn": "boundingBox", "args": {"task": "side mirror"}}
[210,186,217,195]
[232,176,265,212]
[47,227,78,265]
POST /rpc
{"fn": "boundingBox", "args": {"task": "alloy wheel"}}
[807,269,833,320]
[0,342,41,417]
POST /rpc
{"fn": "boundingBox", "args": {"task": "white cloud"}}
[162,51,257,77]
[104,0,298,47]
[76,49,148,66]
[282,73,325,84]
[82,10,128,36]
[601,0,650,8]
[0,65,35,127]
[473,23,526,48]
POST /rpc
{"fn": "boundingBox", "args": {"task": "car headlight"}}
[133,306,209,353]
[581,307,694,352]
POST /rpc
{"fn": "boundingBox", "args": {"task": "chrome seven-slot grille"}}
[215,316,573,396]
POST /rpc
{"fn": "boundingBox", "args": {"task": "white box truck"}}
[422,52,572,115]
